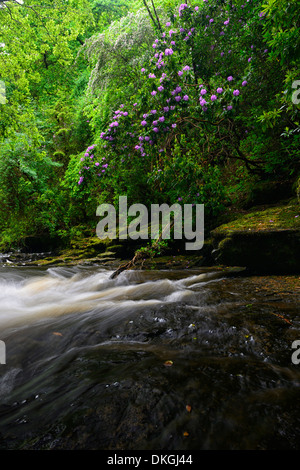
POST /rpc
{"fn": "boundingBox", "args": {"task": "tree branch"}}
[150,0,162,33]
[142,0,158,31]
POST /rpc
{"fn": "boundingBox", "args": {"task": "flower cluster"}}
[78,0,268,185]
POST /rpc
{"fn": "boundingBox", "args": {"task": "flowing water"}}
[0,262,299,450]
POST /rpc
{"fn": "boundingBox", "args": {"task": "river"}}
[0,262,299,450]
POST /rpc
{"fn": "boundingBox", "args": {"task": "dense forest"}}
[0,0,299,254]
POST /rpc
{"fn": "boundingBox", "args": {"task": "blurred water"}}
[0,265,299,450]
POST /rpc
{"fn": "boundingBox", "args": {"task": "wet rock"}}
[211,229,300,274]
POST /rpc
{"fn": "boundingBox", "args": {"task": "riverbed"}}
[0,263,299,450]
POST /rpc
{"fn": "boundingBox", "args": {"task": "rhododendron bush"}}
[74,0,298,216]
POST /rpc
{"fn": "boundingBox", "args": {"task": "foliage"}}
[76,0,299,215]
[0,0,299,251]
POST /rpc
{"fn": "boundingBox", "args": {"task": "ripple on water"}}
[0,266,299,450]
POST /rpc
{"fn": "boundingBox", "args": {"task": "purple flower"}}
[248,57,252,62]
[141,68,146,73]
[152,120,158,126]
[164,106,169,112]
[151,91,157,96]
[209,18,214,23]
[175,96,181,102]
[211,94,217,101]
[165,48,174,56]
[166,21,171,27]
[149,73,156,78]
[179,3,188,16]
[183,65,191,71]
[178,70,183,76]
[227,105,233,110]
[151,109,157,114]
[78,176,84,185]
[158,86,164,92]
[224,20,229,25]
[233,89,240,96]
[153,127,159,133]
[172,123,177,128]
[159,116,165,122]
[141,120,147,126]
[152,44,157,48]
[217,87,223,93]
[242,80,248,86]
[95,162,100,167]
[183,95,189,101]
[145,136,150,141]
[227,76,233,81]
[200,88,207,95]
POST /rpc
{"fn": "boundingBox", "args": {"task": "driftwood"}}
[110,221,174,279]
[110,251,145,279]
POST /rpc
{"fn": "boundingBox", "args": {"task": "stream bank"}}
[2,199,299,276]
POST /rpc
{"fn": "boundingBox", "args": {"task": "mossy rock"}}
[211,201,300,274]
[212,229,300,274]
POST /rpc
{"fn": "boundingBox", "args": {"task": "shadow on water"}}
[0,264,299,450]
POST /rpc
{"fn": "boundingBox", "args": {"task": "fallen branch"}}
[110,250,148,279]
[110,221,173,279]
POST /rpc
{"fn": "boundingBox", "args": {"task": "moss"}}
[212,200,300,235]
